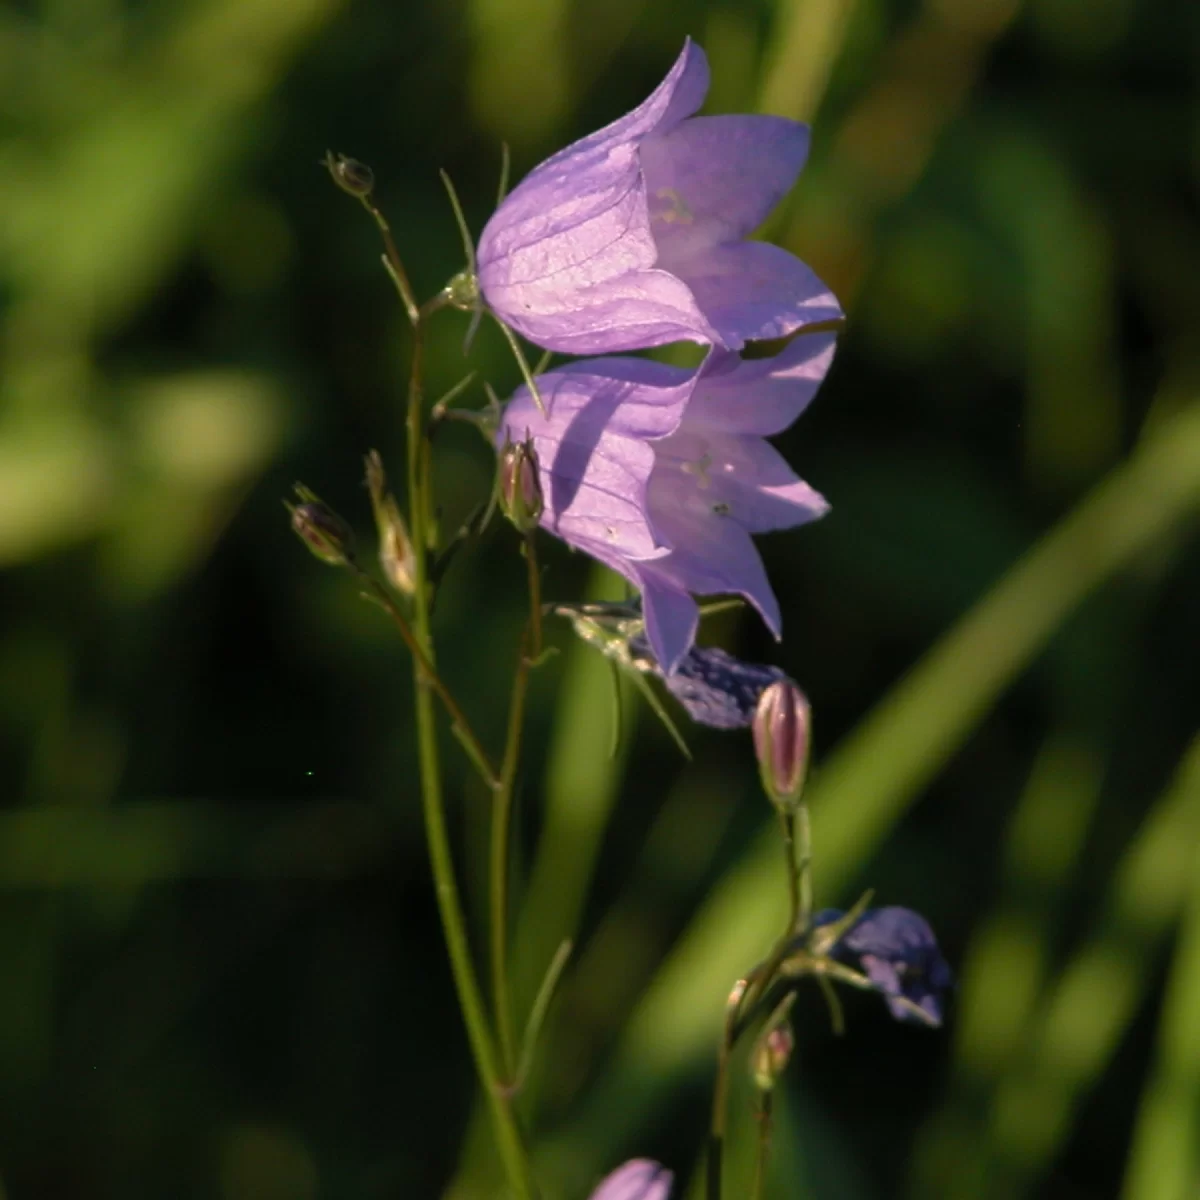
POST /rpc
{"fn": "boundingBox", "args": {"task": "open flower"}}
[476,39,841,355]
[589,1159,673,1200]
[499,333,834,672]
[814,907,953,1026]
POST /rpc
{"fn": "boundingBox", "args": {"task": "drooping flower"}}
[499,333,834,672]
[813,907,953,1027]
[588,1159,673,1200]
[476,40,841,355]
[552,600,793,728]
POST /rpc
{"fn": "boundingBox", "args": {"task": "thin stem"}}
[354,569,499,789]
[492,630,530,1078]
[749,1089,775,1200]
[361,195,420,327]
[524,535,543,660]
[491,534,545,1077]
[512,939,573,1093]
[708,978,748,1200]
[779,810,800,934]
[796,803,813,931]
[404,310,535,1199]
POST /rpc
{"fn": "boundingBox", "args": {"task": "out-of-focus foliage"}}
[1,0,1197,1196]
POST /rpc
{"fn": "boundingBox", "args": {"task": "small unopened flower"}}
[287,486,355,567]
[813,907,953,1027]
[588,1159,673,1200]
[753,679,811,812]
[324,150,375,198]
[498,433,544,533]
[499,333,834,671]
[751,1019,795,1091]
[365,451,416,596]
[476,39,840,355]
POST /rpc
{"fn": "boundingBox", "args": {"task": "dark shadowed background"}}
[1,0,1198,1197]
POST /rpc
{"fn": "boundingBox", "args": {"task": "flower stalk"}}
[325,164,536,1199]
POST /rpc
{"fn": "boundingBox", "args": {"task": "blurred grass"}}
[1,0,1198,1196]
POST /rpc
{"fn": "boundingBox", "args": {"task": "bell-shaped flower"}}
[476,39,841,355]
[588,1159,673,1200]
[498,333,834,672]
[813,906,953,1027]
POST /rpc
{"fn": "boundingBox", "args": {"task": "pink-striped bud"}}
[752,680,811,812]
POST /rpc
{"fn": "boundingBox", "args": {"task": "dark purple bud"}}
[753,679,811,811]
[287,485,355,567]
[498,433,544,533]
[324,150,374,198]
[813,906,953,1027]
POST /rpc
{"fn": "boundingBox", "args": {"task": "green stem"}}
[404,311,535,1200]
[492,631,529,1078]
[708,978,748,1200]
[525,535,543,660]
[779,810,799,934]
[354,569,498,790]
[491,535,544,1077]
[796,803,813,932]
[749,1088,774,1200]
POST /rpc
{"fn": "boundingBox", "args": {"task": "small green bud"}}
[365,451,416,596]
[287,485,355,567]
[498,433,544,534]
[445,269,481,312]
[750,1019,795,1092]
[324,150,375,198]
[752,679,811,813]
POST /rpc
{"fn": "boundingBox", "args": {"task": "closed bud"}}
[287,485,355,567]
[365,451,416,596]
[751,1019,795,1092]
[324,150,375,198]
[498,433,544,533]
[752,679,811,812]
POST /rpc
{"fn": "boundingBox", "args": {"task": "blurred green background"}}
[1,0,1198,1196]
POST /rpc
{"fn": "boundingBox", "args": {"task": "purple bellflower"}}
[499,332,834,672]
[589,1159,673,1200]
[476,39,841,355]
[814,907,953,1027]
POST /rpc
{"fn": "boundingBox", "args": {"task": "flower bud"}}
[324,150,374,198]
[287,485,355,567]
[365,451,416,596]
[750,1019,795,1092]
[752,679,811,812]
[498,433,544,534]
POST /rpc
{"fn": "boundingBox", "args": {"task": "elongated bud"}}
[364,451,416,595]
[287,485,355,567]
[324,150,374,198]
[498,433,543,533]
[751,1018,795,1091]
[753,679,811,812]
